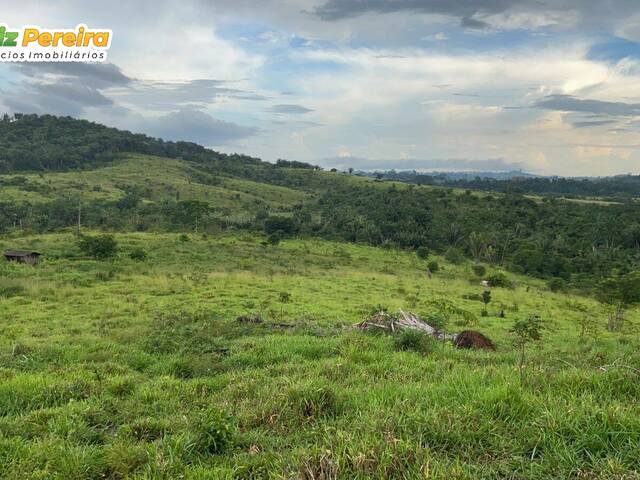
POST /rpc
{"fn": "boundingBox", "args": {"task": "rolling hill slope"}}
[0,154,312,211]
[0,232,639,478]
[1,113,640,293]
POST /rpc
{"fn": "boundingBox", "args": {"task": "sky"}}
[2,1,640,176]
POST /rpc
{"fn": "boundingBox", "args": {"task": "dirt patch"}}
[454,330,496,351]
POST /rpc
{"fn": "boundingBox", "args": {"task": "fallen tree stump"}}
[354,310,495,351]
[353,310,438,335]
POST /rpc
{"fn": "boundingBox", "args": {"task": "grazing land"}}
[1,232,639,479]
[1,115,640,479]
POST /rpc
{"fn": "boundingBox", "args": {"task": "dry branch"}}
[353,310,495,350]
[353,310,446,338]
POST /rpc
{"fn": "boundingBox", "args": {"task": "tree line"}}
[2,114,640,294]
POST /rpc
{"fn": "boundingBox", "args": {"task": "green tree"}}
[78,234,118,259]
[481,290,491,316]
[547,277,566,292]
[416,246,429,260]
[129,248,147,261]
[176,200,210,233]
[278,291,291,322]
[472,264,486,277]
[264,216,297,237]
[597,272,640,331]
[487,272,513,289]
[510,314,545,386]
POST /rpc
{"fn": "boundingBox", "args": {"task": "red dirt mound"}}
[454,330,496,351]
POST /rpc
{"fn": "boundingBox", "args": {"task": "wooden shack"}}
[3,250,42,265]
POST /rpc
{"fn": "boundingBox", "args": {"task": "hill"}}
[1,113,640,292]
[0,232,638,478]
[1,114,639,478]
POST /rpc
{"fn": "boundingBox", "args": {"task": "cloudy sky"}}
[2,1,640,175]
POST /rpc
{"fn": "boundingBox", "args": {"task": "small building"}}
[3,250,42,265]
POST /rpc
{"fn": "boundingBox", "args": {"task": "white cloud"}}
[1,0,640,174]
[422,32,449,42]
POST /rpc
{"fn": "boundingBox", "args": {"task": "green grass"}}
[0,154,311,210]
[0,232,638,479]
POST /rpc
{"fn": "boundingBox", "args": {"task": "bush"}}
[78,234,118,259]
[427,260,439,273]
[189,409,235,456]
[267,232,282,245]
[548,277,566,292]
[178,233,190,242]
[424,313,446,331]
[264,216,296,237]
[416,246,429,260]
[487,272,513,288]
[472,264,486,277]
[393,330,436,355]
[129,248,147,261]
[444,248,464,264]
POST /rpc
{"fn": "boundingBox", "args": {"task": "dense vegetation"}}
[0,113,264,174]
[305,185,640,287]
[378,170,640,199]
[2,114,640,292]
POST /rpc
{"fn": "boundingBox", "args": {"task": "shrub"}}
[178,233,190,242]
[472,264,486,277]
[424,313,446,331]
[129,248,147,261]
[510,314,546,385]
[487,272,513,288]
[189,409,235,455]
[393,330,435,355]
[78,234,118,259]
[481,290,491,304]
[427,260,439,273]
[264,216,296,237]
[267,232,282,245]
[444,248,464,264]
[416,246,429,260]
[548,277,566,292]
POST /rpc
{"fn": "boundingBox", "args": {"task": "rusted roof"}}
[3,250,42,257]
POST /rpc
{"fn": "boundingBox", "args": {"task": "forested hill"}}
[2,113,640,293]
[0,113,266,173]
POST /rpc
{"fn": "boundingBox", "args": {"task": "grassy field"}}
[0,232,639,479]
[0,154,311,210]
